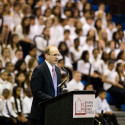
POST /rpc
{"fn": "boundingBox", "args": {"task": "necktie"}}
[6,101,11,116]
[52,67,57,96]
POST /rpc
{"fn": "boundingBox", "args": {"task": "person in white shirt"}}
[77,50,103,90]
[95,88,119,125]
[70,38,83,69]
[0,89,18,125]
[3,2,15,30]
[2,89,18,118]
[95,3,107,29]
[0,70,13,95]
[12,49,23,65]
[22,88,33,118]
[64,71,84,92]
[90,48,103,75]
[25,45,37,66]
[101,52,109,73]
[58,29,73,48]
[10,86,28,123]
[64,18,76,40]
[11,2,22,27]
[104,40,116,54]
[50,16,64,46]
[77,50,94,76]
[35,15,45,35]
[82,36,94,59]
[82,16,94,36]
[28,15,39,41]
[102,61,125,109]
[0,47,11,68]
[5,62,15,83]
[15,16,33,44]
[58,42,73,69]
[34,27,51,57]
[106,22,116,41]
[75,28,86,47]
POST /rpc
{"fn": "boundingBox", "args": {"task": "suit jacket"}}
[30,61,61,120]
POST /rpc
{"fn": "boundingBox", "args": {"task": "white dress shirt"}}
[22,96,33,117]
[106,28,115,41]
[12,57,18,65]
[28,25,39,40]
[103,68,118,90]
[25,55,32,65]
[0,78,13,95]
[45,60,53,79]
[70,46,83,62]
[65,79,84,92]
[95,96,112,114]
[77,60,93,75]
[10,96,22,113]
[50,25,64,46]
[90,57,103,73]
[82,44,94,60]
[2,99,17,118]
[34,36,48,57]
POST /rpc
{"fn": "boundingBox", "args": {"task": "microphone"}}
[57,67,70,89]
[57,78,67,88]
[61,67,70,78]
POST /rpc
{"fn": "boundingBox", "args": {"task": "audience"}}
[0,0,125,124]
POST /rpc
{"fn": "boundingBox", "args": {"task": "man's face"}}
[7,63,14,72]
[3,90,9,99]
[108,63,114,70]
[46,47,59,66]
[99,92,106,100]
[74,73,82,83]
[16,51,23,59]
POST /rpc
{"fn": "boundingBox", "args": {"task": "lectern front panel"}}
[44,91,95,125]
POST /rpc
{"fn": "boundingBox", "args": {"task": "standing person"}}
[30,45,61,125]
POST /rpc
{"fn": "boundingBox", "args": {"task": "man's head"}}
[84,83,94,90]
[44,46,59,66]
[5,62,14,72]
[29,45,37,57]
[92,48,99,59]
[108,60,115,70]
[73,71,82,83]
[15,49,23,59]
[98,88,106,100]
[2,89,10,99]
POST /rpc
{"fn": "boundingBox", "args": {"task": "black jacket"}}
[30,61,61,120]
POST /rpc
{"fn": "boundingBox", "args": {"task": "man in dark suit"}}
[30,45,61,125]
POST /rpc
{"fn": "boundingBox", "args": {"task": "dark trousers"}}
[30,119,43,125]
[95,114,118,125]
[0,116,13,125]
[108,86,125,108]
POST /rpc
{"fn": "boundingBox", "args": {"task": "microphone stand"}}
[57,67,70,89]
[94,118,101,125]
[101,110,109,125]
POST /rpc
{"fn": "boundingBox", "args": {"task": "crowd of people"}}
[0,0,125,125]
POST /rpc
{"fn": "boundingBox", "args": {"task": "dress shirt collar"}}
[45,60,55,72]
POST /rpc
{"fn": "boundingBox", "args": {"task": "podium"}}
[42,91,95,125]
